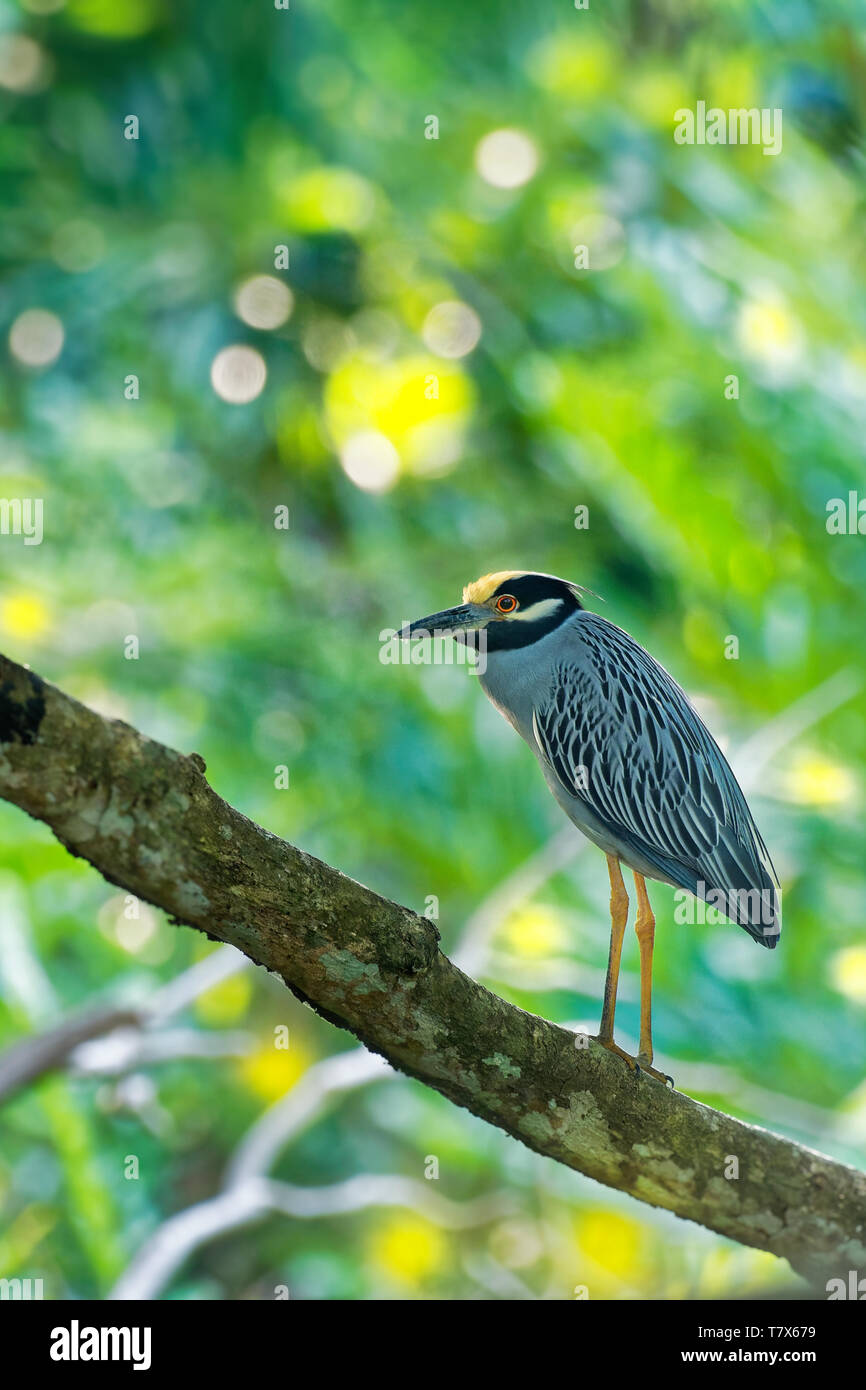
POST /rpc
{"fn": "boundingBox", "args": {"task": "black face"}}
[473,573,582,652]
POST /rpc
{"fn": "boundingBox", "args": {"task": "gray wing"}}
[532,612,780,946]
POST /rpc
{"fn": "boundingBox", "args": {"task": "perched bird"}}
[402,570,780,1086]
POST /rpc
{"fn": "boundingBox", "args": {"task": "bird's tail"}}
[691,863,781,949]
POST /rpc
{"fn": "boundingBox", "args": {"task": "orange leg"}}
[633,872,674,1087]
[596,855,638,1071]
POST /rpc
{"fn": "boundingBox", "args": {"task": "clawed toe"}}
[595,1037,675,1089]
[596,1037,641,1074]
[638,1056,676,1088]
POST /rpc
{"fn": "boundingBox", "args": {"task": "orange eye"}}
[496,595,518,613]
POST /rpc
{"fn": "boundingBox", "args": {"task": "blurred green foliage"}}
[0,0,864,1300]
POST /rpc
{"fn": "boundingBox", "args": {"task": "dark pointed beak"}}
[399,604,489,639]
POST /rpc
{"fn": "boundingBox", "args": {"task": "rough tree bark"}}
[0,652,862,1288]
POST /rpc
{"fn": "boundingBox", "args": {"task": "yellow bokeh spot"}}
[682,607,718,662]
[426,210,484,260]
[238,1040,311,1101]
[628,70,687,128]
[503,904,567,959]
[195,971,253,1026]
[711,56,758,112]
[325,354,473,477]
[697,1245,784,1299]
[737,295,804,367]
[527,34,613,100]
[0,1202,55,1275]
[829,946,866,1005]
[370,1215,447,1285]
[727,544,771,595]
[695,1246,739,1298]
[1,593,51,640]
[785,753,856,807]
[578,1210,643,1279]
[544,183,601,246]
[67,0,163,38]
[278,167,376,234]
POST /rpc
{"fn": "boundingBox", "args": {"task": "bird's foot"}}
[637,1053,676,1088]
[595,1038,675,1088]
[595,1037,641,1073]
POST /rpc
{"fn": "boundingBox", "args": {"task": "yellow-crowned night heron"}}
[403,570,780,1086]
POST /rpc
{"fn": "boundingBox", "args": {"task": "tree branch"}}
[0,652,863,1287]
[0,1005,142,1103]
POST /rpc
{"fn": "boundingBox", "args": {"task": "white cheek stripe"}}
[512,597,564,623]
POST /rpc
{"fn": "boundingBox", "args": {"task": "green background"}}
[0,0,864,1299]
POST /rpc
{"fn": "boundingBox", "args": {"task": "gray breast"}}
[478,618,655,867]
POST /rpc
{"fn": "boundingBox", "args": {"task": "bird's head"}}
[401,570,587,651]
